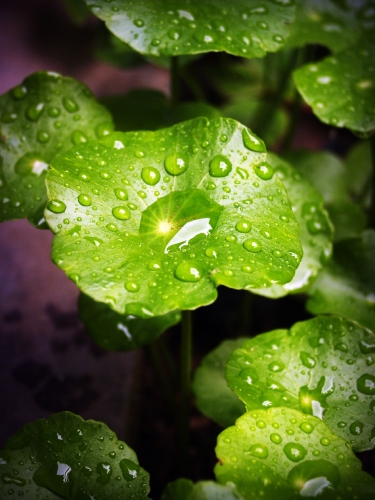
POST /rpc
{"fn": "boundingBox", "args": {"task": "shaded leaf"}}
[60,0,90,23]
[345,140,372,201]
[0,411,150,499]
[252,154,333,298]
[327,200,367,242]
[78,292,180,351]
[215,407,375,500]
[293,40,375,135]
[162,479,243,500]
[192,338,246,427]
[84,0,295,58]
[45,117,302,317]
[226,316,375,451]
[0,72,113,225]
[307,231,375,332]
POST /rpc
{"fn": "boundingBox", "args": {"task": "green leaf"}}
[192,338,246,427]
[45,117,302,317]
[327,200,367,242]
[84,0,295,58]
[101,90,221,133]
[78,292,180,351]
[307,231,375,333]
[293,40,375,135]
[251,154,333,298]
[0,411,150,499]
[345,140,372,201]
[226,316,375,452]
[60,0,90,23]
[286,0,375,52]
[215,407,375,500]
[96,31,146,68]
[162,479,243,500]
[0,72,113,225]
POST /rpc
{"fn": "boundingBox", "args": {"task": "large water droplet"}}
[96,462,112,485]
[283,442,307,462]
[239,367,258,385]
[243,239,262,253]
[242,128,266,152]
[300,351,316,369]
[254,162,274,180]
[174,261,203,282]
[287,460,340,496]
[141,166,160,186]
[26,103,44,121]
[270,433,282,444]
[112,206,131,220]
[235,220,252,233]
[33,461,72,497]
[71,130,88,145]
[47,200,66,214]
[357,374,375,395]
[62,96,79,113]
[248,444,268,458]
[359,339,375,354]
[268,361,285,372]
[78,194,91,206]
[125,281,140,293]
[120,459,140,482]
[12,85,27,100]
[114,188,128,201]
[164,153,188,176]
[299,422,314,434]
[15,153,48,176]
[209,155,232,177]
[349,420,364,435]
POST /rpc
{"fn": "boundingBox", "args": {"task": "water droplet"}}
[357,374,375,395]
[226,235,237,242]
[256,420,266,429]
[71,130,87,145]
[134,19,145,27]
[125,281,140,293]
[320,438,330,446]
[209,155,232,177]
[96,462,112,485]
[243,239,262,253]
[242,128,266,152]
[36,130,50,143]
[96,122,113,138]
[26,103,44,121]
[2,112,17,123]
[147,261,161,271]
[14,153,48,176]
[300,351,316,369]
[236,220,252,233]
[270,433,282,444]
[349,420,364,436]
[62,96,79,113]
[174,261,203,282]
[114,188,128,201]
[239,367,259,385]
[47,200,66,213]
[205,248,217,258]
[48,106,61,117]
[78,194,92,206]
[106,223,118,232]
[141,166,160,185]
[164,153,188,176]
[268,361,285,372]
[112,206,130,220]
[1,474,26,487]
[120,459,140,482]
[33,461,72,496]
[334,342,348,353]
[283,443,307,462]
[254,162,274,180]
[273,34,284,43]
[12,85,27,100]
[287,460,340,496]
[299,422,314,434]
[248,444,268,458]
[359,339,375,354]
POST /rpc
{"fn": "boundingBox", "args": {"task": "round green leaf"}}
[84,0,295,58]
[45,117,302,317]
[215,407,375,500]
[0,72,113,224]
[78,292,180,351]
[162,479,244,500]
[286,0,375,52]
[307,231,375,333]
[192,338,246,427]
[251,154,333,298]
[293,40,375,135]
[0,411,150,499]
[226,316,375,451]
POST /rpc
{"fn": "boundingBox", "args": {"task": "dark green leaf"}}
[78,292,180,351]
[327,200,367,242]
[293,40,375,135]
[60,0,90,23]
[96,31,145,68]
[226,316,375,451]
[345,140,372,201]
[192,338,246,427]
[252,154,333,298]
[45,117,302,317]
[0,72,113,224]
[215,407,375,500]
[84,0,295,58]
[307,231,375,332]
[0,411,150,499]
[162,479,243,500]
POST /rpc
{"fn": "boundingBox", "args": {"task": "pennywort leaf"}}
[78,292,180,351]
[0,72,113,225]
[45,117,302,317]
[162,479,243,500]
[0,411,150,499]
[215,407,375,500]
[84,0,295,58]
[226,316,375,451]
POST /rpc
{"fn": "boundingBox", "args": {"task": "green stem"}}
[370,135,375,227]
[170,56,180,107]
[178,310,192,476]
[157,336,177,388]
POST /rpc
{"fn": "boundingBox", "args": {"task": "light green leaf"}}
[307,231,375,332]
[162,479,243,500]
[0,411,150,499]
[0,72,113,225]
[84,0,295,58]
[45,117,302,317]
[293,40,375,135]
[215,407,375,500]
[101,90,221,132]
[192,338,246,427]
[252,154,333,298]
[286,0,375,52]
[226,316,375,451]
[327,200,367,242]
[78,292,180,351]
[345,140,372,201]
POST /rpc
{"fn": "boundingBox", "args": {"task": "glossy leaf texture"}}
[45,117,302,317]
[192,338,246,427]
[0,411,150,499]
[78,293,180,351]
[215,407,375,500]
[293,39,375,135]
[84,0,295,58]
[307,231,375,333]
[251,153,333,298]
[0,72,113,226]
[286,0,375,52]
[226,316,375,451]
[162,479,243,500]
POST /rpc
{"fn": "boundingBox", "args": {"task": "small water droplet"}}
[112,206,131,220]
[26,103,44,121]
[236,220,252,233]
[209,155,232,177]
[243,239,262,253]
[125,281,140,293]
[48,106,61,117]
[71,130,87,145]
[164,153,188,176]
[320,438,330,446]
[12,85,27,100]
[147,261,162,271]
[96,462,112,485]
[299,422,314,434]
[248,444,268,458]
[141,167,160,185]
[47,200,66,213]
[254,162,274,180]
[134,19,145,27]
[270,433,282,444]
[78,194,92,206]
[119,459,140,482]
[300,351,316,369]
[268,361,285,372]
[62,96,79,113]
[349,420,364,435]
[174,261,203,282]
[114,188,128,201]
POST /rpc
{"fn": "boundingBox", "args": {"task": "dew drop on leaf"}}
[47,199,66,214]
[283,442,307,462]
[349,420,364,435]
[141,166,160,186]
[300,351,316,369]
[96,462,112,485]
[357,374,375,395]
[174,261,203,282]
[62,96,79,113]
[241,128,266,152]
[125,281,140,293]
[114,188,128,201]
[78,194,92,206]
[112,206,131,220]
[299,422,314,434]
[243,239,262,253]
[164,152,188,176]
[209,155,232,177]
[254,162,274,180]
[235,220,252,233]
[119,459,140,482]
[248,444,268,458]
[270,433,282,444]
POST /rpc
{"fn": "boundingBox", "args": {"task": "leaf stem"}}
[170,56,180,107]
[178,309,192,475]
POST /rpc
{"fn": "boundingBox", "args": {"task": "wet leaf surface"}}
[162,479,243,500]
